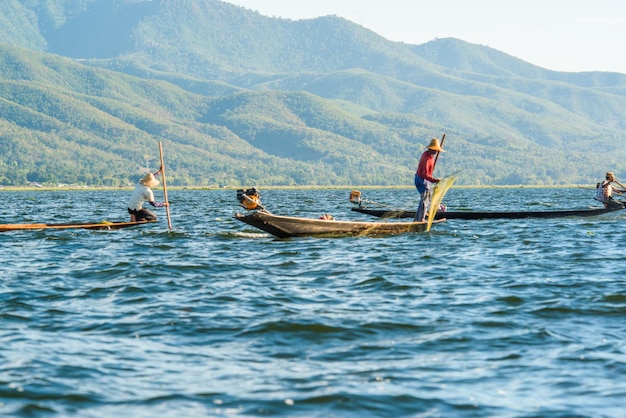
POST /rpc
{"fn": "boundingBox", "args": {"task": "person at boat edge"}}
[127,168,168,222]
[594,171,625,209]
[414,138,444,222]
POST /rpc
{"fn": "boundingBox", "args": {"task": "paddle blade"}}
[427,174,457,231]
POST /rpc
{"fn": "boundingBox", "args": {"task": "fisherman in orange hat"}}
[414,138,444,222]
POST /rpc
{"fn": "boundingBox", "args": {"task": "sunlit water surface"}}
[1,188,625,417]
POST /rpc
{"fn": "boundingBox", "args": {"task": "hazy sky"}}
[224,0,626,74]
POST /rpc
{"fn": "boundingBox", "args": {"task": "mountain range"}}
[1,0,626,187]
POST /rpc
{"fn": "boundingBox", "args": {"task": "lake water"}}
[1,187,625,417]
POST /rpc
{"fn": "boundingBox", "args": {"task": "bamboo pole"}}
[158,142,172,230]
[433,133,446,168]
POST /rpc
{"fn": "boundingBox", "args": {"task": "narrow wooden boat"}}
[235,211,444,238]
[351,205,625,220]
[0,220,156,232]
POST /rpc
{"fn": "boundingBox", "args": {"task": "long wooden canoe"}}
[235,211,444,238]
[351,204,625,220]
[0,220,156,232]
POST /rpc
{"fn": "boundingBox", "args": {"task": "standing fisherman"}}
[414,138,445,222]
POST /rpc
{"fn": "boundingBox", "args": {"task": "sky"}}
[224,0,626,74]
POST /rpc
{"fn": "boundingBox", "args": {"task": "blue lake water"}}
[1,187,625,417]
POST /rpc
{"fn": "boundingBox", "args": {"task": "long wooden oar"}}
[425,133,447,228]
[614,179,626,193]
[433,133,446,168]
[158,141,173,230]
[360,198,402,210]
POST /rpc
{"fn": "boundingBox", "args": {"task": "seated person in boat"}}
[127,169,168,222]
[594,171,625,208]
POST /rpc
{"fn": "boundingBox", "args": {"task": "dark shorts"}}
[128,208,157,221]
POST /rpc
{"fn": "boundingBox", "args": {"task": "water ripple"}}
[2,188,626,416]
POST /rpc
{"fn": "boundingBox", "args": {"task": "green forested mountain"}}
[1,0,626,187]
[0,45,431,186]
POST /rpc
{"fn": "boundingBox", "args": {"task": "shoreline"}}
[0,184,596,192]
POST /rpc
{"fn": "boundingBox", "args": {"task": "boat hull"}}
[352,205,624,220]
[235,211,443,238]
[0,220,156,232]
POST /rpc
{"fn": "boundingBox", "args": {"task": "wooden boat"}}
[235,210,444,238]
[0,219,156,232]
[352,204,625,220]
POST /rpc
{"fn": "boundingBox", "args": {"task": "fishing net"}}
[427,174,457,232]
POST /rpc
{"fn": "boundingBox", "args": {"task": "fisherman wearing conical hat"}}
[594,171,626,209]
[127,167,168,222]
[414,138,444,222]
